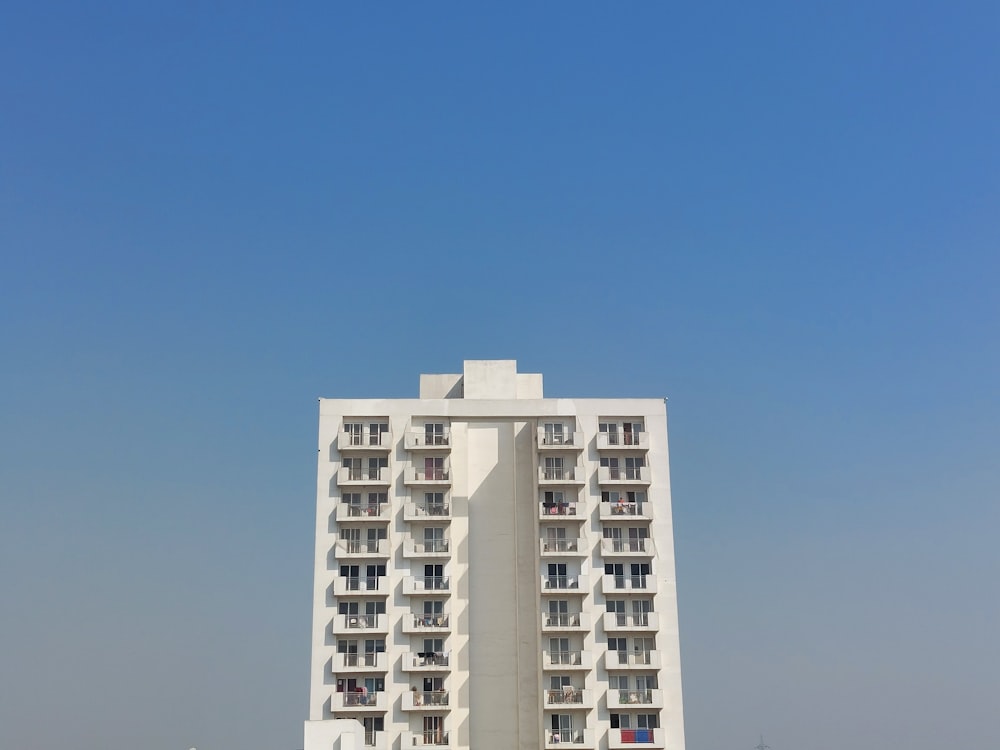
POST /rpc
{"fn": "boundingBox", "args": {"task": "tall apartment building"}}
[305,360,684,750]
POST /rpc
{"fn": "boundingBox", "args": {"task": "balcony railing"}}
[337,466,391,486]
[404,500,451,520]
[597,466,651,485]
[402,538,450,557]
[402,690,450,710]
[338,429,392,451]
[608,727,664,748]
[402,651,451,670]
[604,650,661,670]
[334,538,390,558]
[403,576,450,595]
[544,688,588,705]
[404,467,452,486]
[336,502,390,521]
[333,690,388,710]
[541,574,586,592]
[333,576,388,596]
[537,428,585,449]
[599,501,652,520]
[403,431,451,449]
[539,502,581,518]
[403,613,450,632]
[401,730,450,747]
[331,613,388,633]
[610,689,664,708]
[596,432,649,450]
[601,574,657,594]
[544,728,594,747]
[336,652,387,670]
[542,611,589,630]
[542,650,592,670]
[540,538,582,554]
[538,466,585,484]
[602,612,660,632]
[600,538,651,555]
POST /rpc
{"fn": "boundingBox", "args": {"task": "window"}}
[550,714,576,743]
[632,599,653,626]
[547,599,570,626]
[544,456,565,480]
[624,455,645,479]
[423,456,445,480]
[424,423,446,446]
[600,422,620,445]
[344,422,364,446]
[424,563,445,589]
[361,718,382,747]
[547,563,568,589]
[423,526,446,553]
[422,491,447,515]
[622,420,644,445]
[543,422,565,445]
[422,716,445,745]
[630,562,651,589]
[368,422,388,446]
[549,637,571,663]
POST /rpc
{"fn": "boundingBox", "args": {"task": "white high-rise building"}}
[305,360,685,750]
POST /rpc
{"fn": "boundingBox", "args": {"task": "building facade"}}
[305,360,685,750]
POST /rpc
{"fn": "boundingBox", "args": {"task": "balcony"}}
[602,612,660,633]
[401,730,451,748]
[402,538,451,559]
[332,575,389,597]
[538,466,586,486]
[335,503,391,523]
[331,690,388,712]
[537,428,585,451]
[543,688,592,709]
[402,576,451,596]
[403,431,451,451]
[333,651,388,672]
[404,500,452,521]
[596,432,649,451]
[608,728,664,748]
[331,613,389,635]
[543,729,595,748]
[600,538,653,556]
[597,466,651,486]
[542,650,593,671]
[404,467,452,487]
[337,466,391,487]
[539,501,583,521]
[401,651,451,672]
[600,574,657,595]
[540,538,587,556]
[402,612,450,634]
[338,429,393,452]
[401,690,451,711]
[541,611,590,632]
[604,650,661,670]
[333,538,390,560]
[607,689,664,710]
[598,502,653,522]
[541,573,588,594]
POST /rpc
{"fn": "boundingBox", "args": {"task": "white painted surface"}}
[306,361,685,750]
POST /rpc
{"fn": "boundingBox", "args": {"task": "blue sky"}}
[1,3,998,749]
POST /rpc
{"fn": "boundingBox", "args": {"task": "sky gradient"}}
[1,3,998,750]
